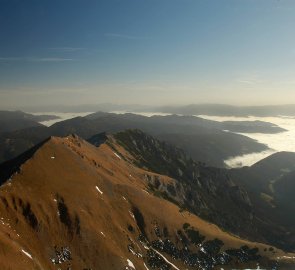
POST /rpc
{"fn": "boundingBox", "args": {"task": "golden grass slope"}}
[0,135,293,269]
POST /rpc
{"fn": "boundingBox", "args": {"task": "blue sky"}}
[1,0,295,108]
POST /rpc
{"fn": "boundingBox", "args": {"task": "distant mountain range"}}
[0,110,59,133]
[14,103,295,117]
[157,104,295,117]
[0,111,280,167]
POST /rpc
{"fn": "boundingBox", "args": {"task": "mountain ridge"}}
[0,112,270,167]
[0,133,291,269]
[109,130,295,251]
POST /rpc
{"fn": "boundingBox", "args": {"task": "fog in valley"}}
[31,110,295,168]
[200,115,295,167]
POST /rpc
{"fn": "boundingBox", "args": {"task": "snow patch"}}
[128,245,142,258]
[51,156,55,159]
[129,211,135,220]
[278,255,295,259]
[151,248,180,270]
[127,259,135,269]
[100,231,106,237]
[96,186,103,195]
[113,152,121,160]
[233,267,266,270]
[200,247,207,254]
[21,249,33,260]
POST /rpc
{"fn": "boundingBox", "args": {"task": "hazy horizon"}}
[3,102,295,113]
[1,0,295,108]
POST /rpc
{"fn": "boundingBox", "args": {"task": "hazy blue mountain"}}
[157,104,295,117]
[0,112,270,166]
[0,111,59,133]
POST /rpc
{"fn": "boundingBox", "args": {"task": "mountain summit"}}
[0,133,293,269]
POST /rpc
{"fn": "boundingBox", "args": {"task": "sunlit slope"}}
[0,135,292,269]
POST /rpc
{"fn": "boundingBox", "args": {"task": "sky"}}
[1,0,295,109]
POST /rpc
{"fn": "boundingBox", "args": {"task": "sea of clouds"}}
[32,111,295,168]
[198,115,295,168]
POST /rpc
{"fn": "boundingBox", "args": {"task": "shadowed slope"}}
[0,137,50,185]
[113,130,295,252]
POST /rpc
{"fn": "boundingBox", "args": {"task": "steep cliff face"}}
[112,130,294,251]
[0,134,289,270]
[113,130,254,235]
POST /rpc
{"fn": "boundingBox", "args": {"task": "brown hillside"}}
[0,135,293,270]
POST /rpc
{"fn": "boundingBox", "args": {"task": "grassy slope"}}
[0,135,291,269]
